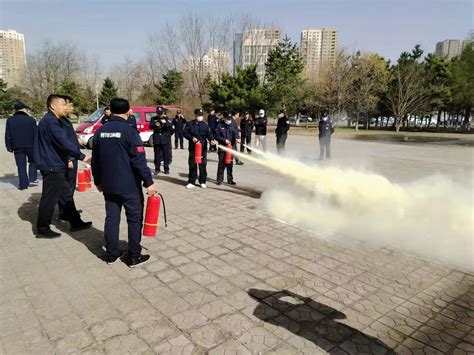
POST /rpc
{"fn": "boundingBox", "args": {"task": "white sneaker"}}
[200,184,207,189]
[185,183,195,189]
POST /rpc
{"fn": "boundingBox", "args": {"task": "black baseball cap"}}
[156,106,165,114]
[194,108,203,115]
[14,102,30,111]
[224,111,232,118]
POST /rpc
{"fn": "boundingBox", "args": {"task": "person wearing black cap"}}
[172,110,186,149]
[215,112,238,185]
[150,106,174,175]
[183,108,216,189]
[207,110,218,152]
[100,106,112,125]
[92,98,156,267]
[34,95,92,238]
[5,102,38,190]
[276,109,290,153]
[240,111,254,154]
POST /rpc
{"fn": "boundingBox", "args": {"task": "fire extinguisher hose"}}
[158,193,168,227]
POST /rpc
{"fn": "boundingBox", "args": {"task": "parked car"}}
[76,105,179,149]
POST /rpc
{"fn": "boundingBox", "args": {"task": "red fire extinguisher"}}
[143,193,168,238]
[194,140,202,164]
[83,167,92,189]
[225,144,233,164]
[77,170,87,192]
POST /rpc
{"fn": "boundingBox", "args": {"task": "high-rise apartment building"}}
[0,29,26,87]
[300,28,338,75]
[233,27,281,81]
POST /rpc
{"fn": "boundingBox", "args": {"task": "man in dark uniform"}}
[172,110,186,149]
[150,106,173,175]
[276,109,290,154]
[230,112,244,165]
[92,98,156,267]
[127,108,138,130]
[207,110,218,152]
[100,106,112,124]
[183,108,215,189]
[239,111,254,154]
[34,94,92,238]
[215,112,238,185]
[5,102,38,190]
[57,95,82,221]
[318,113,334,160]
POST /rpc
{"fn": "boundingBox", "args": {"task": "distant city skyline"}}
[1,0,472,72]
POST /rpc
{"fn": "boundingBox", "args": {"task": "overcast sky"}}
[1,0,472,72]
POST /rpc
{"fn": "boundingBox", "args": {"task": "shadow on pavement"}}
[248,289,395,354]
[17,193,128,259]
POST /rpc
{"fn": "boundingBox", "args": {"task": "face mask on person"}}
[322,116,328,122]
[196,116,204,122]
[259,113,264,118]
[278,113,284,118]
[225,119,231,125]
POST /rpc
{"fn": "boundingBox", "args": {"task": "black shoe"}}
[228,181,237,185]
[126,254,150,268]
[36,229,61,238]
[236,161,244,165]
[70,221,92,232]
[216,181,222,185]
[153,171,160,177]
[105,251,125,265]
[164,171,170,175]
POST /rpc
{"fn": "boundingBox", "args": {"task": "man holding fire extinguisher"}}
[215,112,238,185]
[92,98,156,267]
[183,108,216,189]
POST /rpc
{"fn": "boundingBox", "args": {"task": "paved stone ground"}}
[0,120,473,354]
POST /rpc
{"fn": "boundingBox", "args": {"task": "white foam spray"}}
[220,144,474,271]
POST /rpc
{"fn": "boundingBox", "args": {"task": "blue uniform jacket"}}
[183,120,214,152]
[5,111,37,151]
[91,116,153,195]
[34,111,85,172]
[150,115,174,145]
[215,122,237,146]
[60,116,80,162]
[318,119,334,138]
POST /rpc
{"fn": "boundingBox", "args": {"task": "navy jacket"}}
[127,115,137,130]
[215,121,237,146]
[318,119,334,138]
[5,111,37,151]
[60,116,80,161]
[172,116,187,133]
[91,116,153,195]
[276,115,290,135]
[230,118,240,139]
[254,116,268,135]
[150,115,174,145]
[207,114,218,133]
[183,120,214,152]
[240,118,254,138]
[34,111,85,172]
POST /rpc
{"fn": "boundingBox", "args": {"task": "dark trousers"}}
[276,134,288,153]
[188,151,208,184]
[319,135,331,159]
[240,135,252,153]
[104,192,144,259]
[14,148,37,189]
[174,131,184,149]
[37,171,81,232]
[58,160,78,217]
[232,143,241,163]
[217,151,234,183]
[154,143,171,172]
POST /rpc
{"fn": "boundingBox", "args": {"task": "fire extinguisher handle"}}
[158,193,167,227]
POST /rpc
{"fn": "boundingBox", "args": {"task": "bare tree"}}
[110,58,144,103]
[386,60,431,132]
